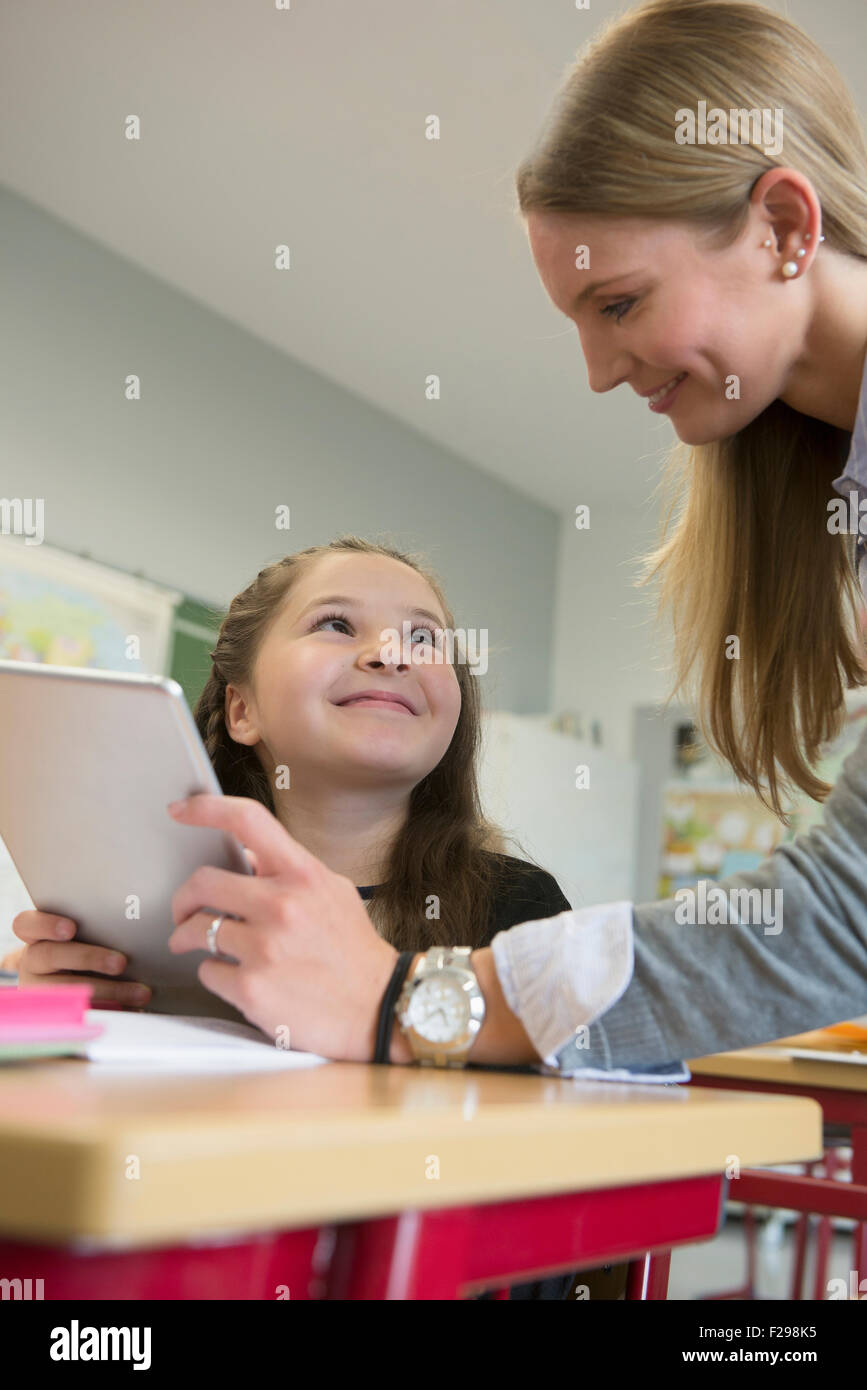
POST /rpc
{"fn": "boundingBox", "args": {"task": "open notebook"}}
[81,1011,330,1071]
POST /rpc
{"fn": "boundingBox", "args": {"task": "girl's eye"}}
[600,298,635,323]
[310,612,439,645]
[312,611,353,634]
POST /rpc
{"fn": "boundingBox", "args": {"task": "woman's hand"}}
[9,911,152,1007]
[166,794,400,1061]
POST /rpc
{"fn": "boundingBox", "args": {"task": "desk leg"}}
[852,1124,867,1288]
[625,1252,671,1300]
[326,1209,470,1300]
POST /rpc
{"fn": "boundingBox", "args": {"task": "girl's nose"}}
[358,640,409,672]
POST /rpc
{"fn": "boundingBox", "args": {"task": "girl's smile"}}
[334,690,418,715]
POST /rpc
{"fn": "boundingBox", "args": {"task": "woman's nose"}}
[586,358,632,394]
[579,332,633,394]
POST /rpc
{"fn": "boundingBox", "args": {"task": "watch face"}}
[407,974,472,1043]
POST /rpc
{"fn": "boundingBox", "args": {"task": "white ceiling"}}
[0,0,861,510]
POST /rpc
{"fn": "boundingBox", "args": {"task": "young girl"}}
[8,534,588,1299]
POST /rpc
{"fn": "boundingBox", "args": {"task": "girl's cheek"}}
[430,670,462,726]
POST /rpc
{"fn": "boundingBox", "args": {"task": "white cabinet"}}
[477,712,639,912]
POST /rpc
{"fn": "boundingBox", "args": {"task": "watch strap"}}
[373,950,416,1064]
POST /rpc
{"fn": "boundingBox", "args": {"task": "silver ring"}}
[206,915,224,956]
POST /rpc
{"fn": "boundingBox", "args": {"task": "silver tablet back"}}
[0,659,252,1021]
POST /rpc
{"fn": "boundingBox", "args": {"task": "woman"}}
[24,0,867,1074]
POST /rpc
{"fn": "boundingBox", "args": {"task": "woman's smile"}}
[646,371,689,412]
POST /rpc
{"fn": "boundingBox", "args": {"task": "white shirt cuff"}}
[490,903,635,1067]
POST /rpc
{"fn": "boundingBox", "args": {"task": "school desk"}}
[0,1059,821,1300]
[689,1034,867,1299]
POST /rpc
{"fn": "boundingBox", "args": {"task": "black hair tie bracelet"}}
[374,950,416,1063]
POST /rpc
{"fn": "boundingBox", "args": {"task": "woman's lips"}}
[647,372,688,412]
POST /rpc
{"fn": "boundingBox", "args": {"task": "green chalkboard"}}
[168,596,225,712]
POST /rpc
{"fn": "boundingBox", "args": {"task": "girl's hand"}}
[167,794,399,1061]
[10,911,152,1007]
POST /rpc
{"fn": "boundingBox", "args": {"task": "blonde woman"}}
[22,0,867,1076]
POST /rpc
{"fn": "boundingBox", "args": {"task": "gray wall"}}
[1,186,559,712]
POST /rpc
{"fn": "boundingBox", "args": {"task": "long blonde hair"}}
[193,537,508,950]
[516,0,867,819]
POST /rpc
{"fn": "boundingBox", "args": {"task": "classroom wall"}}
[550,503,676,760]
[0,184,560,715]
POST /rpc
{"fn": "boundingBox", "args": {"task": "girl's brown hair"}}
[515,0,867,819]
[193,536,510,950]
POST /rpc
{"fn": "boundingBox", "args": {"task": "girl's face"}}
[228,552,462,792]
[525,202,811,446]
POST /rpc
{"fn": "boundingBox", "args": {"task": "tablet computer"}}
[0,659,253,1021]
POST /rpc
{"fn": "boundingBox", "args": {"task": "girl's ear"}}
[225,682,260,745]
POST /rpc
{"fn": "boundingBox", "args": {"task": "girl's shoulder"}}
[480,851,572,940]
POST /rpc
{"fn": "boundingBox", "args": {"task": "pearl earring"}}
[768,234,825,278]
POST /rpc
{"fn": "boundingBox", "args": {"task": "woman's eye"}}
[411,627,436,645]
[600,298,635,323]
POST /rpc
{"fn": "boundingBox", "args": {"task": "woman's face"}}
[227,551,462,793]
[525,204,809,446]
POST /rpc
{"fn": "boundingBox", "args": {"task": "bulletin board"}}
[657,694,867,898]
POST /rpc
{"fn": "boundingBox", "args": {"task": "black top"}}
[356,851,571,944]
[359,852,576,1302]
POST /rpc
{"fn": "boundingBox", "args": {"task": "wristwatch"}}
[395,946,486,1067]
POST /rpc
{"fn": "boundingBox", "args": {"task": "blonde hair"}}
[516,0,867,819]
[194,536,509,950]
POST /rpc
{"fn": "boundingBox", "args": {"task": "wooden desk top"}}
[690,1031,867,1094]
[0,1058,821,1245]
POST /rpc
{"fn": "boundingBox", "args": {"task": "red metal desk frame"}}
[0,1171,724,1300]
[690,1073,867,1294]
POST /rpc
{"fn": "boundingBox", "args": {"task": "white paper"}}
[785,1047,867,1066]
[544,1061,691,1084]
[83,1010,330,1071]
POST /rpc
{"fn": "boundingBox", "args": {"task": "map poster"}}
[0,536,180,674]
